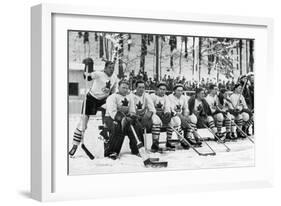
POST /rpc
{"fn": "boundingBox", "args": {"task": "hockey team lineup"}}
[68,32,254,174]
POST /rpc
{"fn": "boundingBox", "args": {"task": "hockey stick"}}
[222,114,254,144]
[129,124,168,168]
[215,107,254,144]
[171,127,216,156]
[80,62,95,160]
[202,123,231,152]
[182,121,217,154]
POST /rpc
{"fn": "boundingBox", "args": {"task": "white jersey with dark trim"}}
[168,94,189,116]
[229,93,248,111]
[105,93,136,119]
[205,94,219,113]
[89,71,118,100]
[132,92,156,116]
[150,93,171,113]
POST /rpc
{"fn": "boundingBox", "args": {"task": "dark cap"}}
[195,87,204,94]
[233,83,241,91]
[105,60,115,67]
[118,79,129,86]
[173,84,184,91]
[157,82,168,88]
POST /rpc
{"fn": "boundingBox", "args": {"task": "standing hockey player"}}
[188,88,219,140]
[150,82,173,152]
[69,60,118,157]
[205,84,226,140]
[168,84,200,148]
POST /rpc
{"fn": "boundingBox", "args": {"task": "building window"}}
[69,82,79,96]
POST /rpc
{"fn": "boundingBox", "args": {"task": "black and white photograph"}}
[67,31,255,175]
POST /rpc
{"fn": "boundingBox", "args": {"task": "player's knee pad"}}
[215,113,224,122]
[207,116,214,123]
[242,112,250,122]
[151,114,162,125]
[228,113,234,120]
[188,114,197,124]
[169,116,181,127]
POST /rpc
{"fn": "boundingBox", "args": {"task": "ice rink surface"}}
[68,115,254,175]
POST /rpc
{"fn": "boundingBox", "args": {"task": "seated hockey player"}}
[149,82,173,152]
[168,84,201,148]
[205,84,226,140]
[188,87,219,140]
[229,83,253,138]
[132,80,163,149]
[103,80,141,160]
[69,60,118,157]
[217,88,237,140]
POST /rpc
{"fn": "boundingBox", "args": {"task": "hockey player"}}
[229,83,253,138]
[132,80,163,149]
[217,88,237,140]
[103,80,141,160]
[168,84,200,148]
[69,60,118,157]
[188,87,218,139]
[149,82,173,152]
[205,84,226,140]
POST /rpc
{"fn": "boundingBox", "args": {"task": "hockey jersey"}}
[132,92,156,116]
[205,94,219,114]
[229,93,248,111]
[168,94,189,116]
[150,93,171,114]
[105,93,136,119]
[89,71,118,100]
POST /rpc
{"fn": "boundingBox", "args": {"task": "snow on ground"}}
[68,114,254,175]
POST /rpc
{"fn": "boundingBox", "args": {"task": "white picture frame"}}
[31,3,274,202]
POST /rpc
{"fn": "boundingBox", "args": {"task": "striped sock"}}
[175,126,183,138]
[188,122,196,133]
[208,120,217,133]
[216,120,223,134]
[231,121,236,133]
[152,124,161,142]
[235,119,243,129]
[244,118,254,129]
[166,127,173,141]
[225,119,231,133]
[72,128,83,146]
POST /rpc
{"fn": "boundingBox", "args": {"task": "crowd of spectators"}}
[127,70,236,92]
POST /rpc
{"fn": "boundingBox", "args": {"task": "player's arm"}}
[182,97,190,116]
[106,94,118,120]
[146,94,157,114]
[164,96,172,113]
[128,93,137,116]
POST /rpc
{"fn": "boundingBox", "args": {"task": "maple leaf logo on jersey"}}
[175,104,182,112]
[197,104,203,112]
[121,98,129,106]
[156,102,163,109]
[105,80,111,89]
[136,101,143,110]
